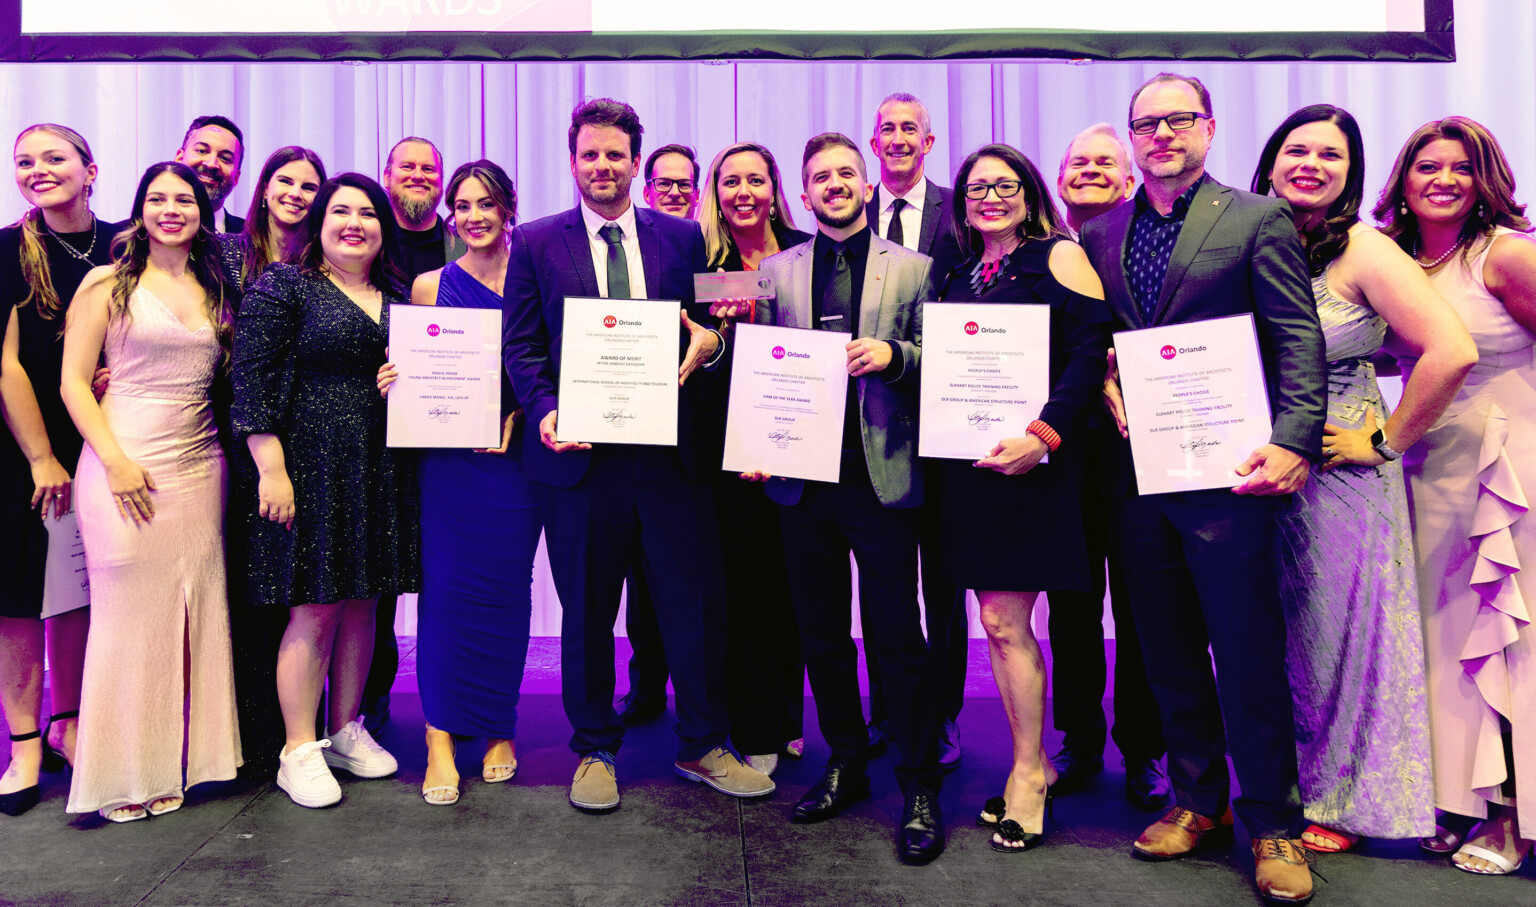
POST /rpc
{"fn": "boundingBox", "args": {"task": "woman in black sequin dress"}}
[232,173,418,808]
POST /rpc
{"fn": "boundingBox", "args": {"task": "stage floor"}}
[0,639,1514,906]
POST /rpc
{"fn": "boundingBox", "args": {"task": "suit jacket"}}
[222,210,246,235]
[756,233,931,509]
[502,204,718,488]
[1079,174,1326,499]
[868,177,961,278]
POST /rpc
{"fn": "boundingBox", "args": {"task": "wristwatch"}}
[1370,428,1403,461]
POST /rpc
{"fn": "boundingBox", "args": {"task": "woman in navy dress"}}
[933,144,1112,852]
[379,161,541,805]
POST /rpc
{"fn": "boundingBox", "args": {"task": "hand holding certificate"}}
[557,297,682,446]
[1113,314,1274,495]
[722,323,850,482]
[386,304,502,449]
[919,302,1051,462]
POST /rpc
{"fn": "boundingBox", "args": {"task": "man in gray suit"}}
[1082,73,1325,905]
[751,132,944,864]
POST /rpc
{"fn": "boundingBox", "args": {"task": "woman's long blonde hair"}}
[12,124,96,318]
[696,142,799,269]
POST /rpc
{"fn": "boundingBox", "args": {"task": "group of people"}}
[0,72,1531,907]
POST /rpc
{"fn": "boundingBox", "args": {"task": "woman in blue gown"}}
[379,161,541,805]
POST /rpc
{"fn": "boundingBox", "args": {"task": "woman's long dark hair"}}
[950,144,1065,260]
[1251,104,1365,275]
[299,173,406,294]
[239,145,327,287]
[105,161,232,358]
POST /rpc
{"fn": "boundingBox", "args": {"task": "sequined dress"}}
[1402,228,1535,835]
[1276,272,1434,838]
[231,263,419,608]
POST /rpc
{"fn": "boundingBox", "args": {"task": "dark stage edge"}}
[0,640,1523,906]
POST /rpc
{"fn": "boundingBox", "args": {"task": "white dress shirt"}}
[877,178,927,252]
[580,201,648,299]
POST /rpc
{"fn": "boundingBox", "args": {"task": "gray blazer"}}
[756,233,932,509]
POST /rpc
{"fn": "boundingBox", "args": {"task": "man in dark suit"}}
[863,91,966,771]
[174,115,245,233]
[1047,123,1169,811]
[753,132,943,864]
[1080,73,1325,906]
[502,98,773,813]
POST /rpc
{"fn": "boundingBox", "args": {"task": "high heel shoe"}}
[422,727,460,806]
[990,789,1053,854]
[41,710,78,774]
[0,730,43,817]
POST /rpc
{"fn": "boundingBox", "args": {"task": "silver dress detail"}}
[1276,273,1434,838]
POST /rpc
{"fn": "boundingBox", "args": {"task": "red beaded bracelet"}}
[1026,419,1061,452]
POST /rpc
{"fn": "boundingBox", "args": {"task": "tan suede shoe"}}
[675,746,776,797]
[569,751,620,811]
[1253,837,1315,904]
[1132,806,1235,860]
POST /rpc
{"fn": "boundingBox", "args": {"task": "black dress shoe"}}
[865,720,890,758]
[937,719,961,772]
[618,690,666,727]
[1048,746,1103,793]
[1125,756,1173,811]
[792,762,870,823]
[897,792,946,864]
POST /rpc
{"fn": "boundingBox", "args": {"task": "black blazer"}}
[868,177,961,277]
[501,204,719,488]
[1079,175,1326,497]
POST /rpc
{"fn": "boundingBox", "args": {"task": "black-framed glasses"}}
[1128,112,1210,136]
[963,179,1023,200]
[647,177,696,194]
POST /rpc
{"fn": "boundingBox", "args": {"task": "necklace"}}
[45,213,98,264]
[1413,236,1462,270]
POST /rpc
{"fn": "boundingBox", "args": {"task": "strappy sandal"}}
[977,795,1005,827]
[1301,824,1360,853]
[1420,815,1474,854]
[147,797,183,816]
[482,739,517,784]
[100,804,148,824]
[42,710,78,773]
[0,730,43,816]
[1453,841,1530,876]
[422,727,460,806]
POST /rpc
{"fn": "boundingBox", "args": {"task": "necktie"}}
[599,222,630,299]
[886,197,907,247]
[824,247,853,327]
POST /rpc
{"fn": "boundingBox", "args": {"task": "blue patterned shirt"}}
[1124,180,1201,324]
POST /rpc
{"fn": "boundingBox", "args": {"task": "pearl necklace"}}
[45,213,98,264]
[1413,236,1462,270]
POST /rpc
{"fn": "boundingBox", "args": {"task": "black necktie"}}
[886,198,907,247]
[599,222,630,299]
[823,247,853,329]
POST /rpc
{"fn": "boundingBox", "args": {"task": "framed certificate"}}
[386,304,502,448]
[722,323,850,482]
[919,302,1051,461]
[40,511,89,619]
[1113,313,1274,495]
[557,297,682,446]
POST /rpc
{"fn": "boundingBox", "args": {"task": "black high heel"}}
[0,730,44,817]
[990,789,1053,854]
[40,710,78,774]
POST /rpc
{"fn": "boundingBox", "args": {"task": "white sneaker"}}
[744,753,779,776]
[324,718,399,778]
[277,741,342,808]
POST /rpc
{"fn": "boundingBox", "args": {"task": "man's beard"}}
[392,190,439,227]
[813,194,862,230]
[195,169,229,210]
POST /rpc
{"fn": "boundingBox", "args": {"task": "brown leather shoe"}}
[1132,806,1235,860]
[1253,837,1315,904]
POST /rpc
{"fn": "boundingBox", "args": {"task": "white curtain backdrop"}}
[2,0,1528,636]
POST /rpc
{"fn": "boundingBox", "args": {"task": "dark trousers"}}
[362,593,399,707]
[541,446,729,762]
[864,482,967,727]
[1113,491,1303,838]
[779,456,940,797]
[623,567,669,702]
[1047,426,1164,761]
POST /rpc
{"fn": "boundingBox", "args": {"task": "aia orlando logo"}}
[1160,345,1177,360]
[964,321,980,336]
[427,324,441,337]
[771,346,787,360]
[603,315,618,328]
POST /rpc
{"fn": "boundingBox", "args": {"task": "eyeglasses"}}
[647,177,696,194]
[963,180,1023,200]
[1128,112,1210,136]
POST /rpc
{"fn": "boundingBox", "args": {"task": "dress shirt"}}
[1124,181,1200,324]
[876,179,927,252]
[580,202,648,299]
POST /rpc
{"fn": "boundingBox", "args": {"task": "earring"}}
[1398,200,1408,217]
[770,205,776,218]
[1477,202,1488,219]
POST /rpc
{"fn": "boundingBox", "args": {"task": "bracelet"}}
[1026,419,1061,452]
